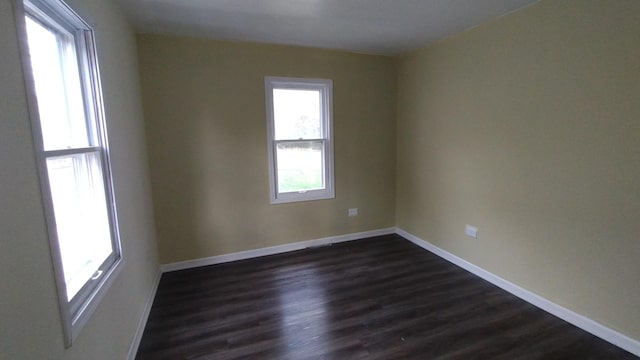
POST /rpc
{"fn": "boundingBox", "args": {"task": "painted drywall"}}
[137,35,397,264]
[396,0,639,341]
[0,0,159,358]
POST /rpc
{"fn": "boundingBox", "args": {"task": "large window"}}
[265,77,334,204]
[17,0,121,345]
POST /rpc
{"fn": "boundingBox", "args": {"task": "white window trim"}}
[13,0,123,347]
[265,76,335,204]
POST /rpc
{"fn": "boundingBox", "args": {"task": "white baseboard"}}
[160,227,396,273]
[126,269,162,360]
[395,228,640,357]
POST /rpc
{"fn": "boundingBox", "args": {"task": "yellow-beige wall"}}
[396,0,640,340]
[0,0,159,358]
[137,35,397,264]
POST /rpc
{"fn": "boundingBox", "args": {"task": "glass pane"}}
[273,89,321,140]
[46,152,113,300]
[277,141,324,193]
[25,16,91,151]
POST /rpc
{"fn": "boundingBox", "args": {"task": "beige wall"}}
[137,35,397,264]
[0,0,159,358]
[397,0,640,340]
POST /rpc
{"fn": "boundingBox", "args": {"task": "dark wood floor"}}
[136,235,637,359]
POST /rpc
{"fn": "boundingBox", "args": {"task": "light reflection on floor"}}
[276,263,330,356]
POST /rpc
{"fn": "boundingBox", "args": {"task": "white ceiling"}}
[116,0,538,56]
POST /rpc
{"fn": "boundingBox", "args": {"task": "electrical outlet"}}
[465,225,478,239]
[348,208,358,217]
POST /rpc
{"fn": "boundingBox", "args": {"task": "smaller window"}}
[265,77,334,204]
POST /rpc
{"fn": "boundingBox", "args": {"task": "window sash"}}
[273,88,323,140]
[274,139,326,194]
[45,149,115,301]
[25,15,90,151]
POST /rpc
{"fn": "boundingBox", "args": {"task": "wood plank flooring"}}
[136,234,637,359]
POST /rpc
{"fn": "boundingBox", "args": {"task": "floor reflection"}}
[276,262,330,357]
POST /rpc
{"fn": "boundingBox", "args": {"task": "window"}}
[17,0,121,346]
[265,77,334,204]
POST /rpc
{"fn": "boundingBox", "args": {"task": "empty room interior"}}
[1,0,639,358]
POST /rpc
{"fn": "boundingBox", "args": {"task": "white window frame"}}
[13,0,122,347]
[265,77,335,204]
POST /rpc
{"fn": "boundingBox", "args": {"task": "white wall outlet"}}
[465,225,478,239]
[348,208,358,217]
